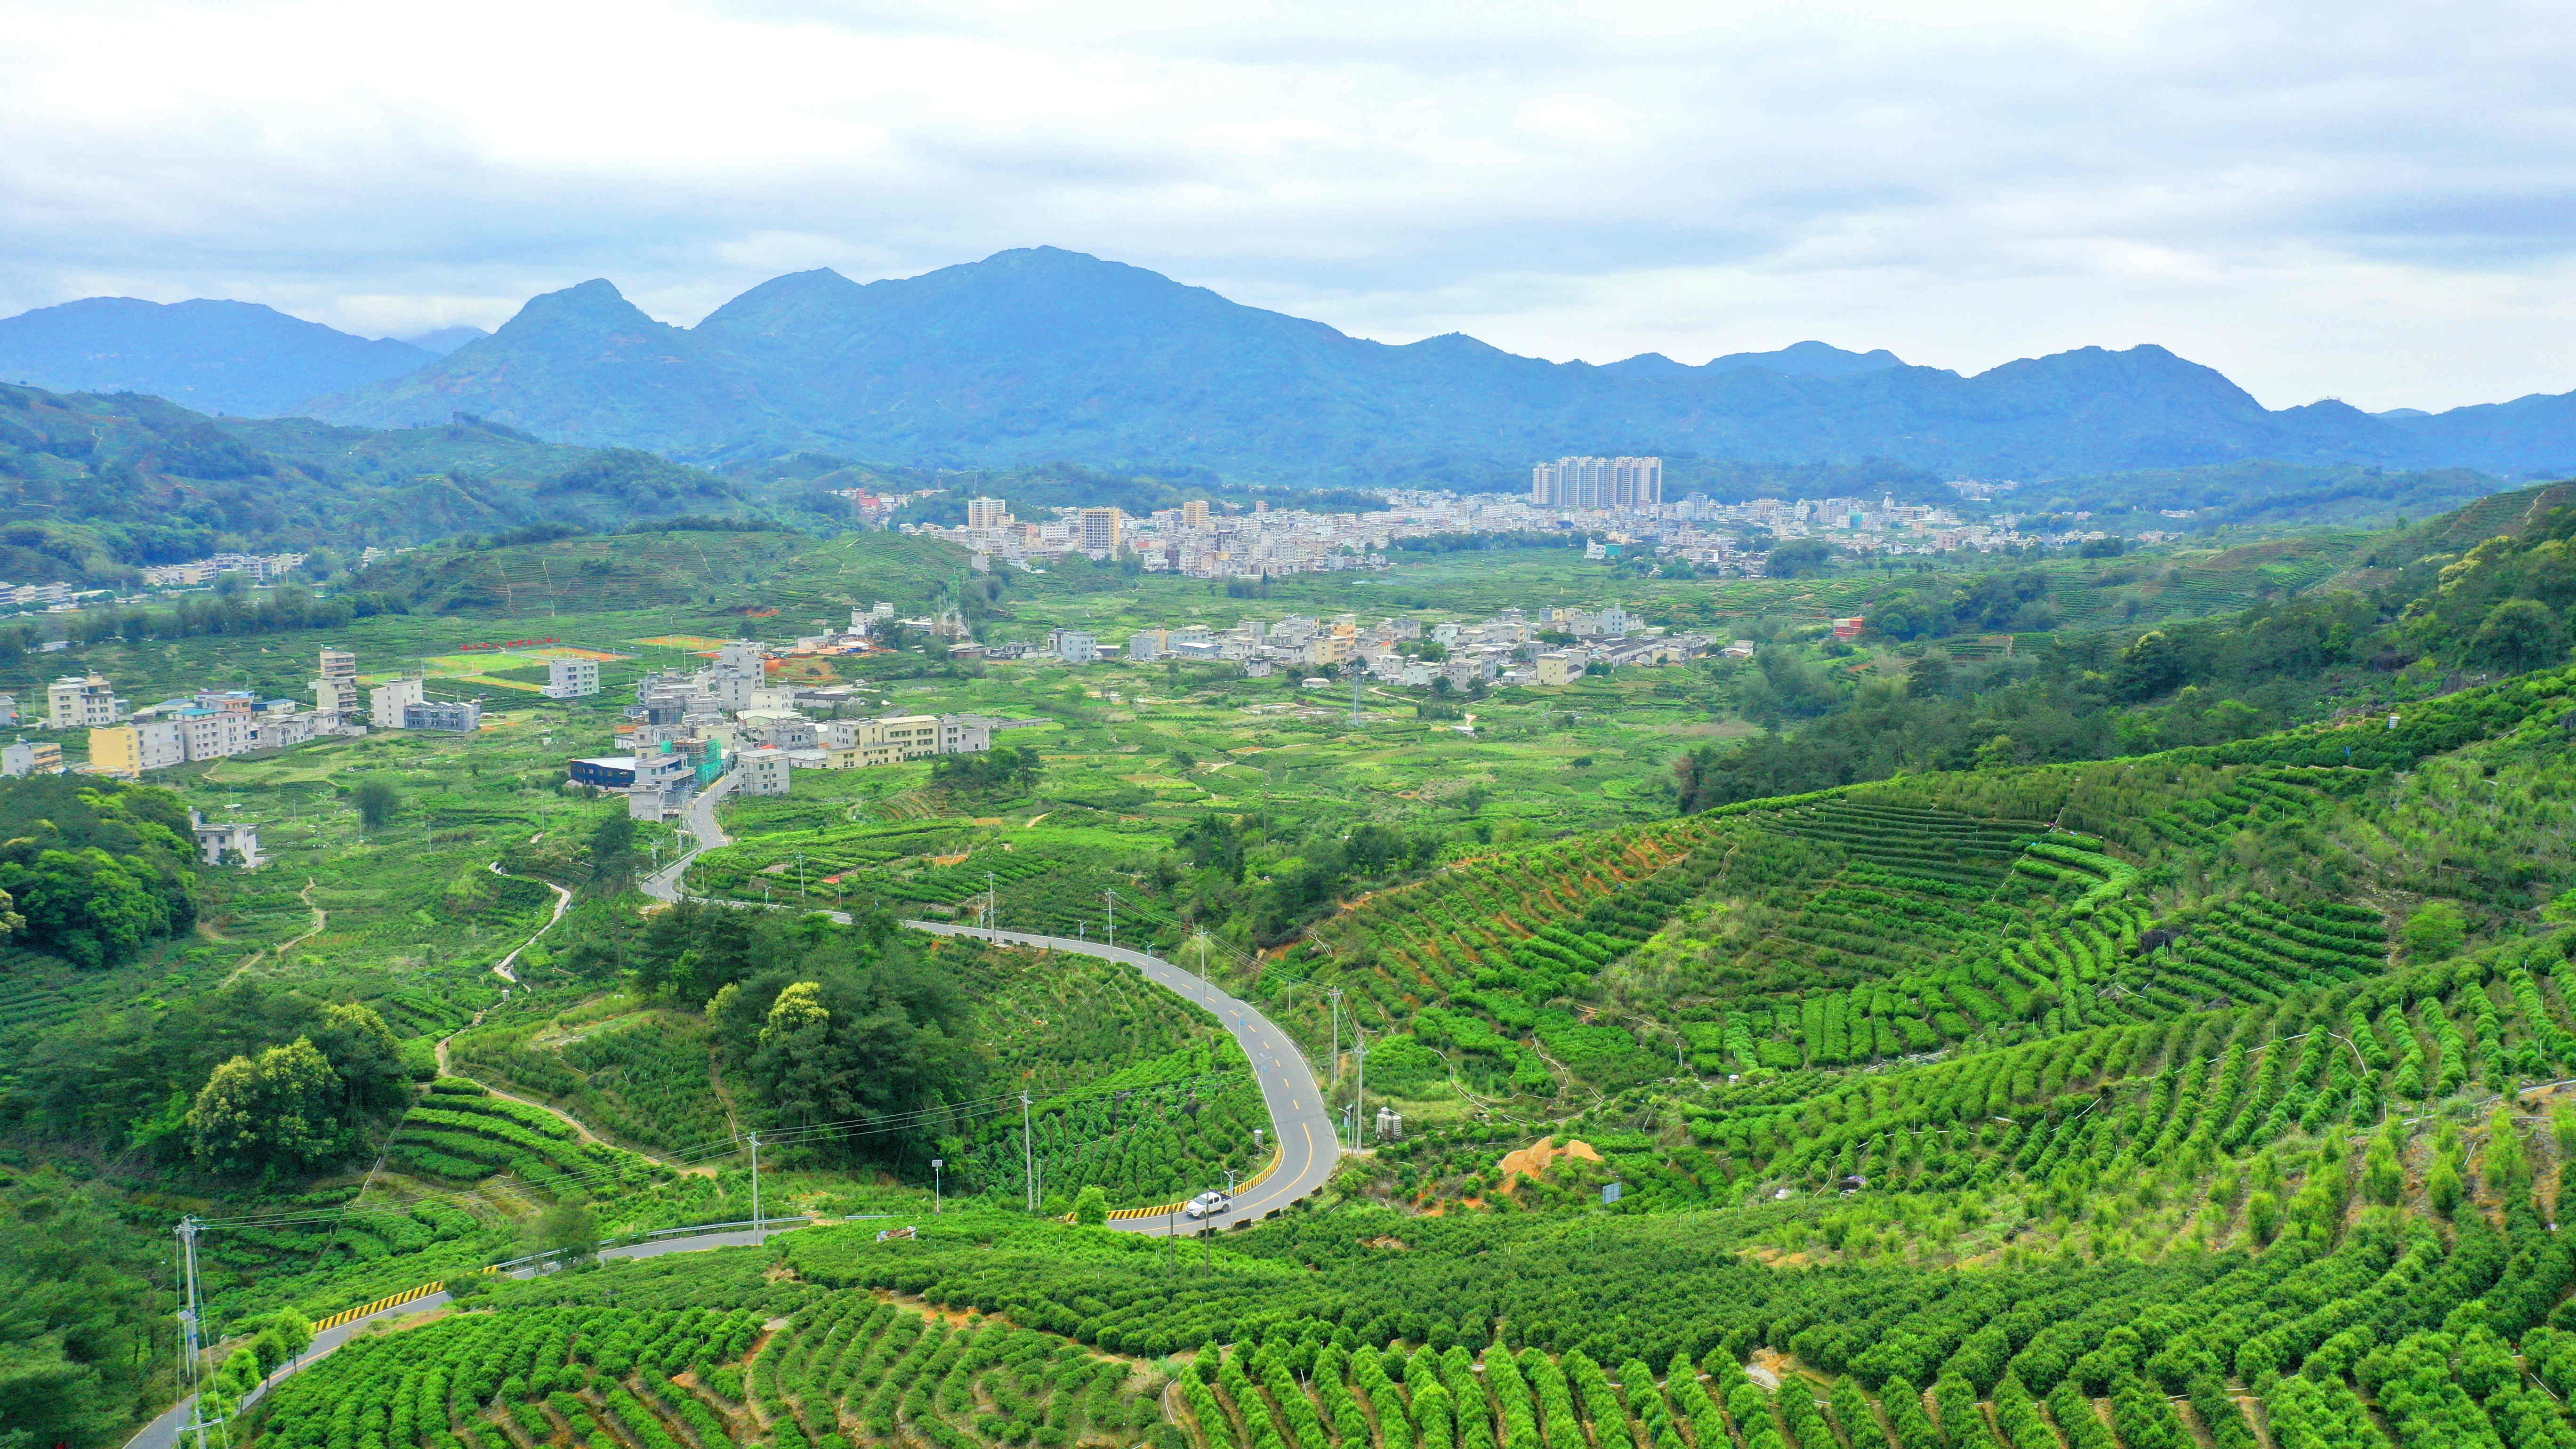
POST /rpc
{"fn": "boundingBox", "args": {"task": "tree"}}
[2428,1156,2465,1218]
[2111,631,2188,701]
[589,812,638,886]
[1765,540,1833,579]
[2244,1191,2280,1245]
[2485,1105,2534,1203]
[353,779,400,829]
[0,847,168,966]
[2361,1126,2403,1207]
[309,1002,408,1112]
[527,1200,599,1268]
[2468,597,2565,674]
[185,1037,343,1173]
[1073,1184,1110,1225]
[2400,901,2467,962]
[1906,653,1951,700]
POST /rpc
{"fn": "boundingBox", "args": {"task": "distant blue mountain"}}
[0,297,434,417]
[399,325,489,355]
[1599,341,1912,380]
[17,250,2576,483]
[319,249,2514,483]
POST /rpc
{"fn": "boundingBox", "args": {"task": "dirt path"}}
[430,864,713,1174]
[220,878,329,985]
[487,861,573,982]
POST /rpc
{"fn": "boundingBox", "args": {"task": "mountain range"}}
[7,248,2576,485]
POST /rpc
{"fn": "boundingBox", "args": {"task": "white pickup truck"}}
[1183,1190,1233,1220]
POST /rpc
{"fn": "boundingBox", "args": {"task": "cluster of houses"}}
[1034,606,1739,689]
[0,647,515,779]
[573,620,1009,820]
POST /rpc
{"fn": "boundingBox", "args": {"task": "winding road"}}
[640,776,1340,1229]
[127,774,1336,1449]
[126,1224,801,1449]
[905,922,1341,1232]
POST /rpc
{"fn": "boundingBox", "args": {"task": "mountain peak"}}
[0,294,432,416]
[504,278,662,331]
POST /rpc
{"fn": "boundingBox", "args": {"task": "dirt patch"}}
[931,852,972,867]
[1497,1136,1603,1190]
[1362,1235,1410,1251]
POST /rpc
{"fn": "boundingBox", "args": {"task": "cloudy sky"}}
[3,0,2572,411]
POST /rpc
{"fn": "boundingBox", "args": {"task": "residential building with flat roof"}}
[370,678,425,727]
[544,658,602,698]
[47,674,123,729]
[402,700,483,733]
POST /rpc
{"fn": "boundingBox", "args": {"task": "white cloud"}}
[1,0,2573,410]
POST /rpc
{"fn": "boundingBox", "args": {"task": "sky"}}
[3,0,2574,412]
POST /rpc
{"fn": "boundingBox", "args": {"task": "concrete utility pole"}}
[1103,891,1115,948]
[932,1158,943,1214]
[1198,933,1208,1007]
[177,1216,209,1449]
[1351,1031,1367,1151]
[749,1131,762,1231]
[1328,987,1344,1092]
[988,869,998,941]
[1022,1092,1036,1211]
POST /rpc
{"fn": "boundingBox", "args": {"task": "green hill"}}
[0,383,840,587]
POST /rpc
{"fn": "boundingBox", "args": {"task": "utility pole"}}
[1104,891,1115,948]
[1351,672,1361,726]
[1328,987,1344,1093]
[747,1130,763,1232]
[1198,933,1208,1007]
[178,1216,209,1449]
[932,1158,943,1214]
[796,853,806,901]
[1022,1091,1035,1211]
[988,869,998,941]
[1352,1031,1367,1151]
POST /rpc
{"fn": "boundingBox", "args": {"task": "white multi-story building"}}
[2,739,64,776]
[1050,629,1099,665]
[313,649,363,730]
[89,722,185,775]
[737,746,795,796]
[544,658,602,698]
[47,674,123,729]
[177,707,258,761]
[967,497,1013,530]
[370,678,426,728]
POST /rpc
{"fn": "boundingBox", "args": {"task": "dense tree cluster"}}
[628,906,983,1170]
[0,775,197,966]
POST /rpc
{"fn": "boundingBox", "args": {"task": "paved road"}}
[128,1224,803,1449]
[132,784,1334,1448]
[905,922,1341,1233]
[639,773,734,904]
[644,779,1339,1230]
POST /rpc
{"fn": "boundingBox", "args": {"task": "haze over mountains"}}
[6,247,2576,486]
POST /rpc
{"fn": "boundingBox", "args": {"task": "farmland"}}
[24,494,2576,1449]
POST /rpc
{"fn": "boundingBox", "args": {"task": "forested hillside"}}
[0,384,824,586]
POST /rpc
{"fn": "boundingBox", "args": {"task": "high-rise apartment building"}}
[1078,507,1123,555]
[1529,456,1663,511]
[1181,499,1211,529]
[967,497,1012,530]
